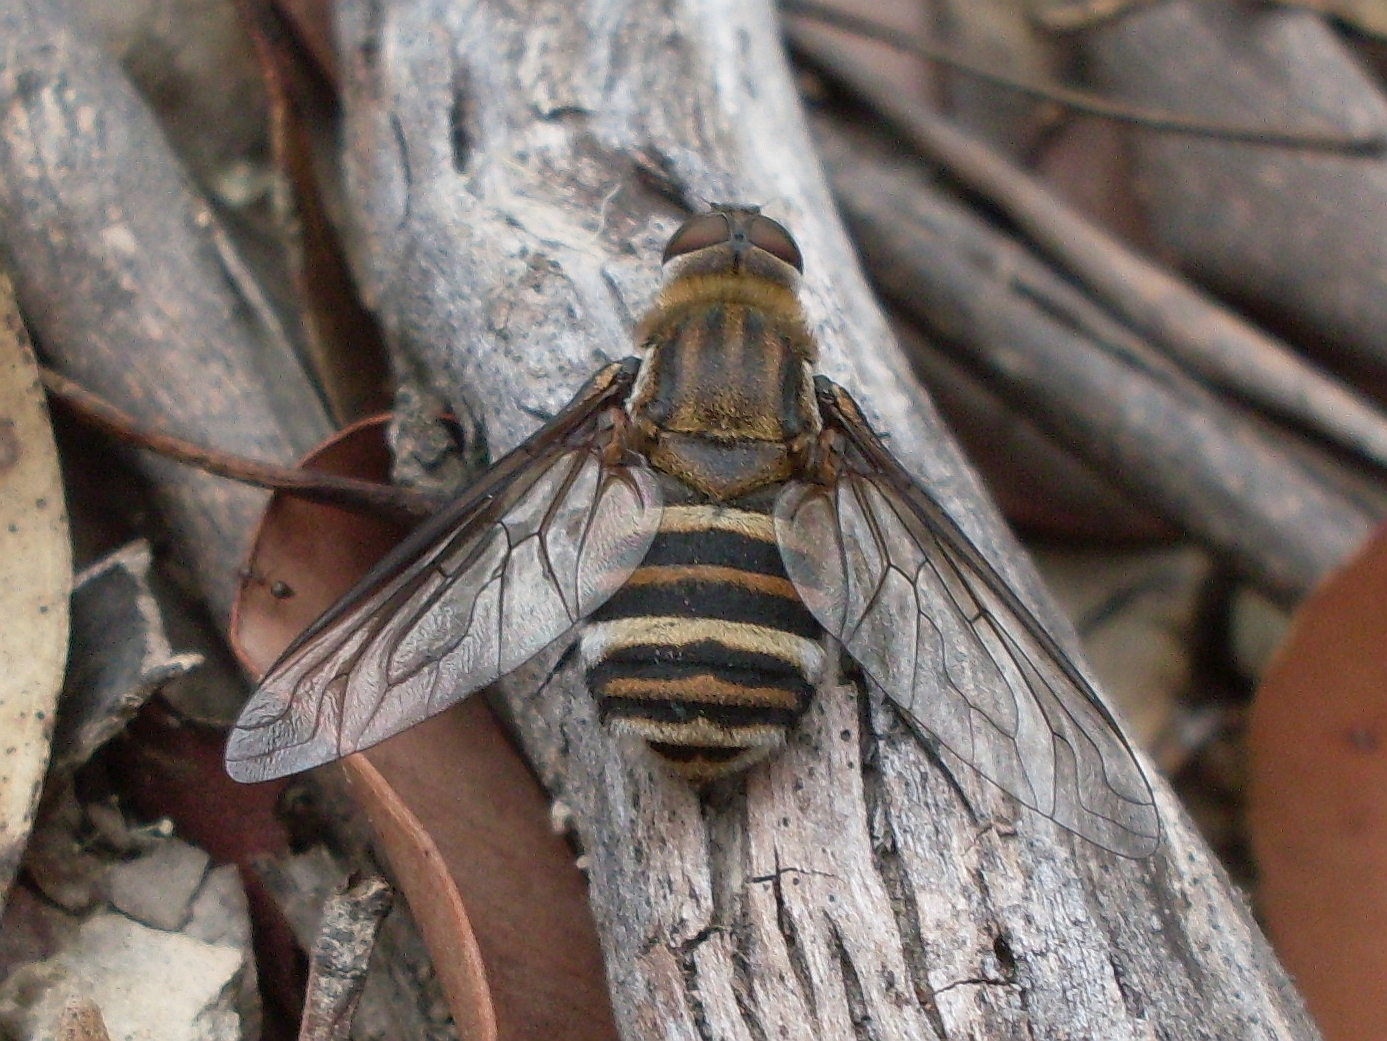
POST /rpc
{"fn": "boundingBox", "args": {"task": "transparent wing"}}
[775,380,1159,856]
[226,362,662,782]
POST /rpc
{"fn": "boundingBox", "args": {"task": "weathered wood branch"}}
[335,0,1320,1037]
[1086,0,1387,383]
[810,113,1380,603]
[0,0,331,624]
[785,15,1387,476]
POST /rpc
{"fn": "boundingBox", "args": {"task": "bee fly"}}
[226,208,1160,857]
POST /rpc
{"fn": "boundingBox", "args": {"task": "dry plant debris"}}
[3,0,1387,1038]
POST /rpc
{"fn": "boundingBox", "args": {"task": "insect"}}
[225,208,1160,857]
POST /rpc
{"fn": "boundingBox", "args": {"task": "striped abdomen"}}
[580,502,826,783]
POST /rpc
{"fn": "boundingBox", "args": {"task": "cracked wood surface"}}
[333,0,1319,1037]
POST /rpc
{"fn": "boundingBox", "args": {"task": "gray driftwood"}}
[786,17,1387,480]
[335,0,1320,1037]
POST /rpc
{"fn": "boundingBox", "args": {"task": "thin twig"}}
[788,26,1387,475]
[41,368,441,523]
[299,876,395,1041]
[782,0,1387,155]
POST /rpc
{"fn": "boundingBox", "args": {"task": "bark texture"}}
[334,0,1320,1037]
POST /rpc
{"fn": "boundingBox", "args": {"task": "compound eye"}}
[662,213,732,264]
[748,215,803,273]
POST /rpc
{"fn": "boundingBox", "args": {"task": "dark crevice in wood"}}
[675,925,718,1041]
[1104,940,1147,1023]
[867,771,945,1038]
[630,149,700,213]
[894,704,983,831]
[448,65,473,175]
[729,908,770,1041]
[771,853,816,1023]
[356,0,383,70]
[991,932,1017,983]
[828,919,875,1041]
[390,112,412,198]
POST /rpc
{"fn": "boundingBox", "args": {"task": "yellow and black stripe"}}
[581,502,826,783]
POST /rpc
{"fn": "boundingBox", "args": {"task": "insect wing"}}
[775,382,1159,856]
[226,365,663,782]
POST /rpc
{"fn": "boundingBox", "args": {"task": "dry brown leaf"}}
[1250,520,1387,1041]
[240,0,391,426]
[231,418,617,1041]
[272,0,338,85]
[338,758,495,1041]
[229,415,411,673]
[0,272,71,908]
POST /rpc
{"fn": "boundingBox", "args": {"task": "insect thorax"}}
[628,272,820,500]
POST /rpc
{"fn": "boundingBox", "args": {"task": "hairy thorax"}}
[628,274,821,500]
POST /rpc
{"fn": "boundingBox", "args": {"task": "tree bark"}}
[335,0,1322,1038]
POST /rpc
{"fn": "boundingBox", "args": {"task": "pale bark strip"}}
[334,0,1321,1037]
[300,876,395,1041]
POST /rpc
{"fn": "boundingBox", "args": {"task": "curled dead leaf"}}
[0,272,71,909]
[1250,520,1387,1041]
